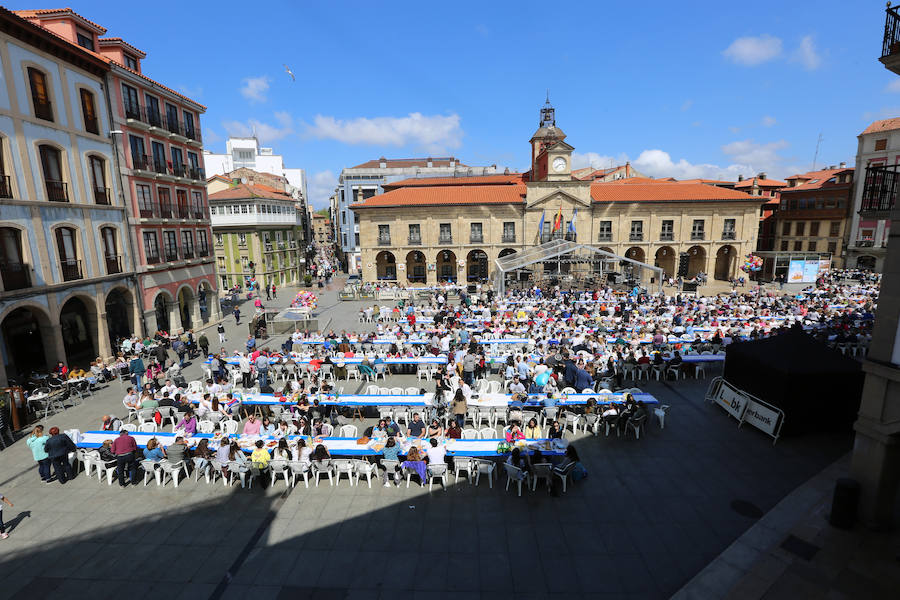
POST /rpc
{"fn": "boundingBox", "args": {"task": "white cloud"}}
[792,35,821,70]
[306,112,463,154]
[885,80,900,93]
[632,139,791,181]
[681,99,693,112]
[222,112,294,144]
[722,34,783,66]
[571,151,629,170]
[240,76,271,103]
[307,170,337,209]
[761,115,777,127]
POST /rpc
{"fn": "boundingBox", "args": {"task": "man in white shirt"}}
[238,353,252,388]
[160,379,178,397]
[425,438,446,466]
[509,376,526,395]
[123,387,139,410]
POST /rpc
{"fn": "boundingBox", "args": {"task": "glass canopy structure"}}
[493,238,663,294]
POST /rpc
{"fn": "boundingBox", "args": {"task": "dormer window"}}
[124,54,138,70]
[76,30,94,51]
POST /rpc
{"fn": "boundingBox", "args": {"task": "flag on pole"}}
[538,210,545,239]
[568,208,577,234]
[553,206,563,232]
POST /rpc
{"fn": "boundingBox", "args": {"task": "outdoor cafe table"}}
[470,392,660,408]
[216,355,447,366]
[188,392,434,408]
[77,431,564,457]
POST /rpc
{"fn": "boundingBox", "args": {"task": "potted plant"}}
[304,274,313,287]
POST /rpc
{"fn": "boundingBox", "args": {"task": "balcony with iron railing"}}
[439,234,453,244]
[541,232,576,243]
[882,4,900,74]
[377,236,392,246]
[159,202,174,219]
[132,154,153,172]
[856,239,876,248]
[105,254,122,274]
[153,159,169,176]
[629,233,643,242]
[659,232,674,241]
[60,258,82,282]
[34,99,53,121]
[597,233,613,242]
[691,232,705,241]
[124,101,142,122]
[145,251,161,265]
[0,260,30,291]
[191,207,207,220]
[138,201,156,219]
[171,164,188,178]
[176,204,190,219]
[164,246,179,262]
[0,174,12,198]
[722,231,736,240]
[502,233,516,243]
[181,246,194,259]
[93,185,110,205]
[184,123,201,143]
[189,167,205,181]
[198,244,209,258]
[408,236,422,245]
[860,163,898,217]
[166,117,183,137]
[470,234,484,243]
[45,180,68,202]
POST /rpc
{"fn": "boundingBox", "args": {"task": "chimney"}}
[449,157,455,168]
[839,161,846,168]
[758,172,767,180]
[504,167,510,175]
[379,157,387,169]
[426,157,433,168]
[828,165,836,170]
[737,174,744,182]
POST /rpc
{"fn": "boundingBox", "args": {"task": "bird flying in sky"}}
[283,64,295,81]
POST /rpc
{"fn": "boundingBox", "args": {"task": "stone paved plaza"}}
[0,281,852,599]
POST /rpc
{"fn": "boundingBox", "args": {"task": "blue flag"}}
[568,208,577,234]
[538,210,545,238]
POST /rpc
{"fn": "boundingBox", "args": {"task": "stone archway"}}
[154,292,172,333]
[467,249,489,282]
[1,305,54,381]
[857,255,876,270]
[375,251,397,281]
[406,251,426,283]
[197,280,216,325]
[105,287,134,348]
[655,246,676,278]
[436,250,457,283]
[177,286,194,331]
[714,245,737,280]
[686,245,707,278]
[59,295,97,368]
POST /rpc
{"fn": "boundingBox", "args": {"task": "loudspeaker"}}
[677,252,690,277]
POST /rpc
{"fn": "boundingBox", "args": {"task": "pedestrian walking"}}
[0,492,14,539]
[44,427,76,484]
[198,332,209,357]
[271,284,277,299]
[129,354,145,389]
[266,286,271,301]
[172,338,186,367]
[234,306,241,325]
[217,322,226,343]
[25,425,51,483]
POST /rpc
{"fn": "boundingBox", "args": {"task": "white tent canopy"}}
[493,238,663,294]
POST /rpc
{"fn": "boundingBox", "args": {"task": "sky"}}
[12,0,900,207]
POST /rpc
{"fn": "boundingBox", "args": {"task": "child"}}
[0,492,13,539]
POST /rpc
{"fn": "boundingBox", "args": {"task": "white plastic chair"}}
[404,387,419,396]
[353,459,378,488]
[694,363,707,379]
[138,421,157,433]
[198,420,215,434]
[654,404,670,429]
[220,420,239,434]
[474,458,496,488]
[312,460,334,486]
[453,456,473,483]
[121,423,136,432]
[156,460,187,487]
[340,424,358,438]
[366,384,381,395]
[427,463,448,491]
[332,459,355,486]
[478,427,496,439]
[290,461,311,488]
[461,428,478,440]
[503,463,529,496]
[530,463,553,491]
[270,459,290,487]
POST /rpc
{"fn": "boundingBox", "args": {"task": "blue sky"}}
[12,0,900,206]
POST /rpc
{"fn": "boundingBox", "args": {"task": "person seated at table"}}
[445,421,462,439]
[175,409,198,436]
[228,440,250,477]
[509,376,526,395]
[424,437,446,466]
[215,439,231,478]
[369,419,389,439]
[100,414,123,432]
[505,420,526,442]
[506,447,529,479]
[407,413,426,439]
[272,438,293,461]
[139,392,159,410]
[249,440,271,486]
[381,437,403,486]
[242,414,262,435]
[311,418,332,437]
[426,419,443,439]
[293,416,311,436]
[193,438,213,474]
[547,420,564,440]
[97,439,117,465]
[158,392,175,408]
[196,393,213,417]
[163,436,189,465]
[524,418,542,439]
[401,446,427,486]
[669,350,683,368]
[67,366,87,380]
[637,351,651,365]
[141,437,165,473]
[260,417,277,436]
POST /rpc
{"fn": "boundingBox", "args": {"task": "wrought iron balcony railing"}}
[0,260,30,291]
[45,180,68,202]
[860,163,898,215]
[60,258,82,281]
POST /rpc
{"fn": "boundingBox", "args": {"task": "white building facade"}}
[204,136,307,200]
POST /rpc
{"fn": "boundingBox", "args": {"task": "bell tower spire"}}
[539,90,555,128]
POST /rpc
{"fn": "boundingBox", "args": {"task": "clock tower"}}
[529,96,573,182]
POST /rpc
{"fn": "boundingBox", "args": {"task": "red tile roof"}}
[383,174,524,190]
[861,117,900,135]
[590,181,761,203]
[781,168,853,192]
[351,184,526,209]
[98,37,146,58]
[679,178,736,185]
[350,157,468,169]
[15,7,106,33]
[734,177,786,189]
[208,183,293,201]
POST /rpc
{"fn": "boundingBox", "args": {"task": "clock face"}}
[552,157,567,172]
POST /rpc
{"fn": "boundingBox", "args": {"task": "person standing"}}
[233,306,241,325]
[255,351,270,389]
[239,352,253,389]
[0,492,13,539]
[265,285,271,301]
[129,354,145,389]
[44,427,76,484]
[111,429,138,487]
[198,332,209,357]
[217,322,226,344]
[26,425,51,483]
[246,335,256,354]
[271,284,277,299]
[172,338,186,367]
